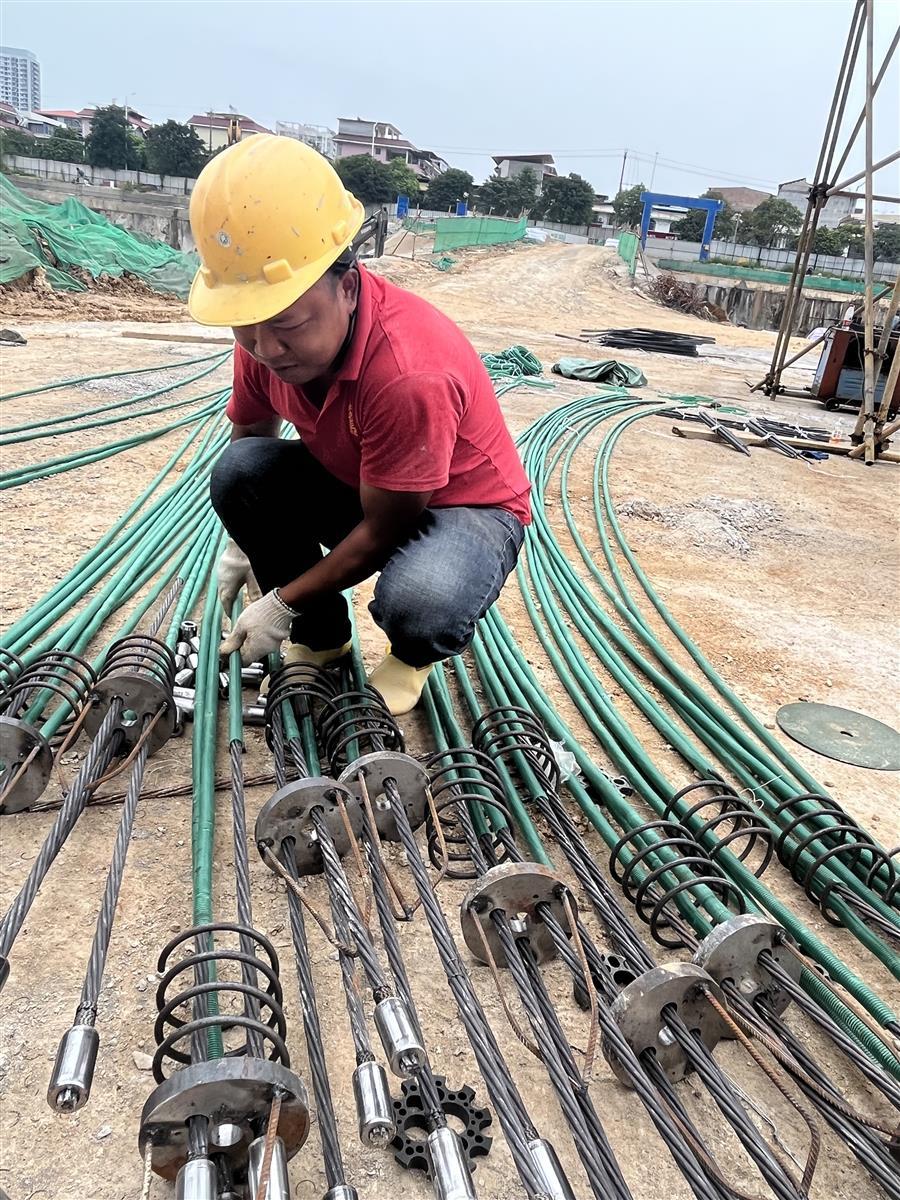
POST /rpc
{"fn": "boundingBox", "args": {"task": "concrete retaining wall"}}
[4,174,194,251]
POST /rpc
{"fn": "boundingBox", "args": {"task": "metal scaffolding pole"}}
[752,0,900,460]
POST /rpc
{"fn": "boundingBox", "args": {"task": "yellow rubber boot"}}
[368,653,434,716]
[284,641,353,668]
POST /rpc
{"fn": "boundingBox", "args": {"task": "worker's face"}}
[233,270,359,385]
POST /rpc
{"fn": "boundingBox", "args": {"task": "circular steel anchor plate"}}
[86,676,175,754]
[693,914,801,1017]
[339,751,429,841]
[256,777,362,876]
[460,862,574,966]
[138,1057,309,1182]
[0,717,52,813]
[603,962,727,1086]
[775,702,900,770]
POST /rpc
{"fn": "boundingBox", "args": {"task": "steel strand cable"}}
[491,916,632,1200]
[0,701,123,963]
[280,838,348,1190]
[382,778,554,1199]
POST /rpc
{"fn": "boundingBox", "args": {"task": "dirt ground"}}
[0,243,897,1200]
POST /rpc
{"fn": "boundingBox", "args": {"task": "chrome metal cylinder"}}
[243,704,267,727]
[187,652,200,670]
[174,1157,216,1200]
[352,1059,395,1146]
[373,996,427,1076]
[527,1138,577,1200]
[179,621,198,641]
[427,1127,476,1200]
[247,1134,290,1200]
[47,1024,100,1112]
[218,671,230,696]
[174,668,194,688]
[322,1188,359,1200]
[242,665,265,686]
[175,641,191,661]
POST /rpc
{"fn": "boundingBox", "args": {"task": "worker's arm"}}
[229,415,282,441]
[278,484,431,608]
[219,485,431,662]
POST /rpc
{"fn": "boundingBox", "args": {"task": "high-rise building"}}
[0,46,41,112]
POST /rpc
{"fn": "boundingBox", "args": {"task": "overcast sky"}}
[4,0,899,204]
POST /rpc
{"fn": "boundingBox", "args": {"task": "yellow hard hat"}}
[187,134,365,327]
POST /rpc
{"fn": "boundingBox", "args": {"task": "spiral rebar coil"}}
[318,686,405,774]
[609,819,747,949]
[0,647,24,692]
[471,704,561,795]
[0,650,96,742]
[424,747,516,878]
[151,922,289,1083]
[664,780,774,878]
[772,792,898,918]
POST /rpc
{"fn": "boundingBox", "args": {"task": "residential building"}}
[18,110,66,138]
[276,121,335,159]
[36,108,83,132]
[187,111,273,153]
[334,117,448,184]
[0,46,40,112]
[707,185,771,212]
[75,106,152,139]
[0,99,26,133]
[492,153,557,190]
[778,178,858,228]
[591,198,688,234]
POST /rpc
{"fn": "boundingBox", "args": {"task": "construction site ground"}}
[1,242,897,1200]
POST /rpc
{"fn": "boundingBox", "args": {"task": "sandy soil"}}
[0,242,897,1200]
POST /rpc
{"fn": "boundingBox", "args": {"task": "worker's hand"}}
[217,539,260,614]
[219,590,298,665]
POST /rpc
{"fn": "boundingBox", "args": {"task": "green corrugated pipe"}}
[0,353,229,442]
[0,349,228,403]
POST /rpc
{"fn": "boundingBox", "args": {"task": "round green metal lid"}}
[775,702,900,770]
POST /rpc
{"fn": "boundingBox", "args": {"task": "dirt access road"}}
[0,242,897,1200]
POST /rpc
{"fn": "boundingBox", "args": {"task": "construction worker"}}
[188,135,530,715]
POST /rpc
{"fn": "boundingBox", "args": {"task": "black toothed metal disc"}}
[390,1074,492,1176]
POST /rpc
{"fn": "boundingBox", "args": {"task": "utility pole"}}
[649,150,659,191]
[617,149,627,195]
[208,108,213,156]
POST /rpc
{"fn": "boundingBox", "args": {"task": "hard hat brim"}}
[187,199,365,328]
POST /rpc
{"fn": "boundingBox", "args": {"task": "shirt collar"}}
[333,265,374,384]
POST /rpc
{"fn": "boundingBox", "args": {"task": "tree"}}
[144,120,207,178]
[476,167,539,218]
[0,127,36,157]
[532,172,595,225]
[811,226,847,255]
[611,183,647,229]
[42,126,85,163]
[841,221,866,258]
[874,224,900,263]
[423,167,474,211]
[334,154,392,204]
[385,157,421,202]
[86,105,143,169]
[670,190,737,241]
[743,197,802,247]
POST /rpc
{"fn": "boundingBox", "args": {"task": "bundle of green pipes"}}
[459,388,898,1074]
[1,355,230,805]
[0,350,231,491]
[479,345,556,398]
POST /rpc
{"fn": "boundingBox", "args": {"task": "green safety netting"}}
[0,174,199,298]
[552,356,647,387]
[433,215,527,253]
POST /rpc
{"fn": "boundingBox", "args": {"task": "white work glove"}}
[217,538,260,614]
[219,590,298,665]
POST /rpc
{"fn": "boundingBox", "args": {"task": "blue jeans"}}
[209,438,524,667]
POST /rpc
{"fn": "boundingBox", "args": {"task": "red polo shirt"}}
[226,267,531,525]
